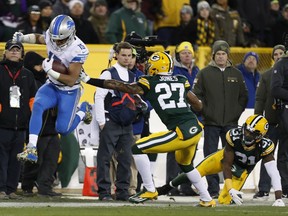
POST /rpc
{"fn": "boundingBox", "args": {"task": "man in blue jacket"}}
[236,51,260,108]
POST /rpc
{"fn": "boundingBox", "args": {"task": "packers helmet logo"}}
[150,54,160,61]
[264,123,269,130]
[189,126,198,135]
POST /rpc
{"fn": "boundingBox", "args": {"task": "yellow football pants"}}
[196,149,249,204]
[136,130,202,166]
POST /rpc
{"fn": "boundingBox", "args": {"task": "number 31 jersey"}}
[137,74,198,130]
[226,127,275,174]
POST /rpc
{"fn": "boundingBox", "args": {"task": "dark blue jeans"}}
[203,125,236,195]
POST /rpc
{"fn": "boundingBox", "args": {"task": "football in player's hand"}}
[52,60,69,74]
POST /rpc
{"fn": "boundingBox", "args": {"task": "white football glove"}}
[229,188,244,205]
[12,32,24,43]
[134,94,148,112]
[42,58,53,73]
[272,199,285,207]
[79,68,90,83]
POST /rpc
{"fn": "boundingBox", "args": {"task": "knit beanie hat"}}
[272,44,285,59]
[243,51,259,63]
[24,51,45,71]
[197,1,210,13]
[212,40,230,56]
[69,0,84,10]
[39,0,52,10]
[181,4,193,15]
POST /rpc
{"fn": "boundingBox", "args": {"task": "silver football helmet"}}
[49,15,76,51]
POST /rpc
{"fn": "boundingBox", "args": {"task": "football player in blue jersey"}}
[156,114,285,207]
[12,15,92,163]
[81,51,216,207]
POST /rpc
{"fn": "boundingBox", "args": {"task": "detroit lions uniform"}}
[135,74,202,165]
[45,31,88,90]
[196,127,275,204]
[29,30,89,136]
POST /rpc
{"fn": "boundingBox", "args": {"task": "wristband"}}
[225,178,233,191]
[87,78,105,88]
[48,69,60,80]
[23,34,36,44]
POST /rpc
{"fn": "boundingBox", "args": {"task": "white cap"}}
[69,0,84,10]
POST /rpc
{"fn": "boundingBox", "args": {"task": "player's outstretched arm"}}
[79,70,144,94]
[85,77,144,95]
[12,32,45,44]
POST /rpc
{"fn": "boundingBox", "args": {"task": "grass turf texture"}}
[0,206,287,216]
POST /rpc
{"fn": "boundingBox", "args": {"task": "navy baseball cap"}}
[5,39,24,51]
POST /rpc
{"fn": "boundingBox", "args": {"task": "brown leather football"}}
[52,60,69,74]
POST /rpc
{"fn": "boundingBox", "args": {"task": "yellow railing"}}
[0,43,274,103]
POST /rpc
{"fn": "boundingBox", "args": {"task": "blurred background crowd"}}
[1,0,288,48]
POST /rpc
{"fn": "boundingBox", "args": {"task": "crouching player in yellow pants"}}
[157,115,285,207]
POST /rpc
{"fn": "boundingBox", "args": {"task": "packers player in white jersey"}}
[81,51,216,207]
[12,15,92,163]
[156,114,285,207]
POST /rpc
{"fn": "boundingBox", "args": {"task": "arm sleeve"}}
[265,160,282,191]
[94,71,111,126]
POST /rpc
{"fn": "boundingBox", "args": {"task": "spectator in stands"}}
[267,0,282,44]
[254,44,286,199]
[152,0,190,46]
[236,52,260,108]
[210,0,245,46]
[17,5,44,35]
[21,51,61,197]
[139,0,163,36]
[236,0,270,46]
[241,20,263,47]
[270,1,282,21]
[190,1,216,48]
[68,0,99,44]
[105,0,149,44]
[171,4,194,45]
[166,41,199,196]
[0,40,37,199]
[38,0,53,32]
[271,4,288,46]
[0,0,24,42]
[52,0,70,18]
[193,40,248,198]
[88,0,109,44]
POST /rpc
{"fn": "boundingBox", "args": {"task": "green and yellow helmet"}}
[242,114,269,147]
[146,51,173,76]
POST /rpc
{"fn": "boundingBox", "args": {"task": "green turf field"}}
[0,206,287,216]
